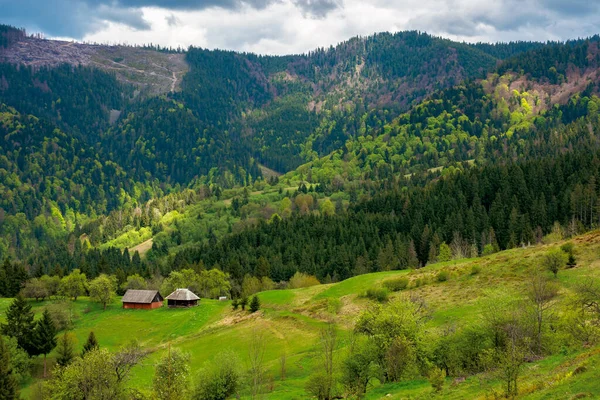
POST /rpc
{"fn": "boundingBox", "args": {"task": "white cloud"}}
[13,0,599,55]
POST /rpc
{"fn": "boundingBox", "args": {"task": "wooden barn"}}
[122,290,164,309]
[166,288,200,308]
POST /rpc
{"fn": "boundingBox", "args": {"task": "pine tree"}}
[0,335,19,400]
[0,295,36,355]
[240,297,248,311]
[249,295,261,313]
[32,309,57,378]
[56,332,76,367]
[82,331,99,356]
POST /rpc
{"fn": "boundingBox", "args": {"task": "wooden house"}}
[166,288,200,308]
[122,289,164,309]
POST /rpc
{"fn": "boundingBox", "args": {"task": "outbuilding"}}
[166,288,200,308]
[122,289,164,309]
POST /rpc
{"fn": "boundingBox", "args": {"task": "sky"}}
[2,0,600,55]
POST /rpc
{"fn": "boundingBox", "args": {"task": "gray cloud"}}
[165,14,181,27]
[1,0,344,39]
[1,0,149,37]
[292,0,342,18]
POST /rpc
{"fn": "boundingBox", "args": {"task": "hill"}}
[2,230,600,399]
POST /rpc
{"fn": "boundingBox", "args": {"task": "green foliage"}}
[364,287,389,303]
[354,299,426,382]
[121,274,148,292]
[153,348,190,400]
[543,249,568,277]
[436,271,449,282]
[249,295,261,313]
[0,295,36,355]
[59,269,87,301]
[89,274,118,310]
[82,331,99,357]
[0,335,19,400]
[0,258,28,297]
[46,348,125,399]
[428,367,446,392]
[161,269,231,299]
[56,332,76,367]
[193,351,242,400]
[384,277,410,292]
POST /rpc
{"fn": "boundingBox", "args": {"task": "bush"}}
[194,351,242,400]
[288,272,320,289]
[327,298,342,314]
[436,271,449,282]
[482,244,496,256]
[383,277,409,292]
[428,367,446,392]
[471,265,481,275]
[560,242,575,255]
[365,287,389,303]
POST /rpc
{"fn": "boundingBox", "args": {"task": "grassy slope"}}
[2,231,600,399]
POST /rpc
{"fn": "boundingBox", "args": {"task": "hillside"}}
[2,230,600,399]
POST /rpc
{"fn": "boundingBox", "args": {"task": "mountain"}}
[0,25,553,259]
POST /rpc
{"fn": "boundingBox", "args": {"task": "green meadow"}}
[3,231,600,399]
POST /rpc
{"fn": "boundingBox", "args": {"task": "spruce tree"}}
[32,309,57,378]
[0,335,19,400]
[0,295,36,355]
[82,331,99,356]
[249,295,261,313]
[56,332,75,367]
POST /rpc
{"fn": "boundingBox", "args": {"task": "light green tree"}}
[59,269,87,301]
[153,348,190,400]
[89,274,117,310]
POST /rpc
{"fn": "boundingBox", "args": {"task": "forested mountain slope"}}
[0,25,553,260]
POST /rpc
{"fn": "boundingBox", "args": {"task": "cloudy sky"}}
[2,0,600,55]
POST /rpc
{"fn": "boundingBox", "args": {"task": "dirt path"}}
[170,71,177,92]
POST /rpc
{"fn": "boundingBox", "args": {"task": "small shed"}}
[122,290,164,309]
[166,288,200,308]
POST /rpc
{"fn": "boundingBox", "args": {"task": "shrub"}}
[383,277,409,292]
[436,271,449,282]
[365,287,389,303]
[327,298,342,314]
[482,244,496,256]
[471,265,481,275]
[560,242,575,255]
[288,272,320,289]
[194,351,242,400]
[428,367,446,392]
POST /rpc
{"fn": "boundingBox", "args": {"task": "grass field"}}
[3,231,600,399]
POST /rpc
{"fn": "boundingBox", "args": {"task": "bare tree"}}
[306,321,338,400]
[526,271,558,355]
[113,340,149,383]
[248,328,267,399]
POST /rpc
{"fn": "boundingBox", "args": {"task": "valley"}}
[2,21,600,400]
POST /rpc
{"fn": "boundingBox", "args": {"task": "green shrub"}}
[383,277,409,292]
[470,265,481,275]
[364,287,389,303]
[428,367,446,392]
[436,271,449,282]
[482,244,496,256]
[560,242,575,255]
[327,298,342,314]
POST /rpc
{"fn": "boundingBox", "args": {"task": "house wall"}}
[123,301,163,309]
